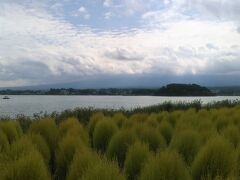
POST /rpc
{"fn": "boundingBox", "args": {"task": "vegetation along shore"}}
[0,100,240,179]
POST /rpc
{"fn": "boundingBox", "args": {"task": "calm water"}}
[0,95,239,117]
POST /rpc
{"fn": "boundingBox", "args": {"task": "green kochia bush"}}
[28,117,58,172]
[113,112,127,127]
[0,121,22,144]
[28,117,58,154]
[0,137,51,180]
[107,129,136,167]
[93,118,118,153]
[0,130,9,152]
[135,125,166,152]
[170,130,201,165]
[124,141,150,180]
[28,133,51,166]
[1,150,51,180]
[67,149,97,180]
[139,150,190,180]
[192,136,235,180]
[158,120,173,145]
[81,156,126,180]
[59,117,89,146]
[222,125,240,148]
[88,112,105,140]
[56,133,87,180]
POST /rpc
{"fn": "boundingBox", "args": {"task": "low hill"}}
[155,84,215,96]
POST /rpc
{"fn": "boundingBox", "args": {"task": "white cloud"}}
[0,1,240,87]
[74,6,91,19]
[104,12,112,19]
[103,0,112,7]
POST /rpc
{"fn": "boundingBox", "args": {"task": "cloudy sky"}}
[0,0,240,88]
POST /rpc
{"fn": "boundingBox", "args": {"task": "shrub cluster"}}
[1,105,240,179]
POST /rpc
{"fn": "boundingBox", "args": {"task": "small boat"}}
[2,96,10,99]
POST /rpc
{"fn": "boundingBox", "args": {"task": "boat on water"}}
[2,96,10,99]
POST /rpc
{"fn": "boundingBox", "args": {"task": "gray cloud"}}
[104,48,145,61]
[0,1,240,87]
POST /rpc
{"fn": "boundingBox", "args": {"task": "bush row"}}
[1,105,240,179]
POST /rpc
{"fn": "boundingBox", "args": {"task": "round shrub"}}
[170,130,201,165]
[88,112,105,140]
[129,113,148,124]
[81,156,126,180]
[222,125,240,148]
[1,150,51,180]
[136,126,166,152]
[158,120,173,145]
[124,141,150,180]
[113,112,127,127]
[139,150,190,180]
[56,133,87,180]
[0,137,51,180]
[7,136,36,159]
[28,118,58,154]
[107,129,136,167]
[0,130,9,152]
[59,117,89,145]
[215,117,229,132]
[93,118,118,153]
[0,121,22,144]
[146,113,158,127]
[67,150,99,180]
[28,133,51,165]
[192,136,235,180]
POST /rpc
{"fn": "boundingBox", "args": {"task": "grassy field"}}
[1,101,240,180]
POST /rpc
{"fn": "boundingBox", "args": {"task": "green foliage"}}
[93,118,118,153]
[107,129,136,167]
[81,156,126,180]
[28,133,51,165]
[124,141,150,180]
[170,130,201,165]
[139,150,190,180]
[113,112,127,127]
[0,137,51,180]
[192,136,235,180]
[0,130,9,152]
[2,104,240,180]
[56,133,87,180]
[67,149,98,180]
[158,120,173,145]
[1,150,51,180]
[28,117,58,154]
[59,117,89,145]
[221,125,240,148]
[0,121,22,144]
[88,112,105,140]
[135,125,166,152]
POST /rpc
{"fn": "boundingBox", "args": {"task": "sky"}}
[0,0,240,88]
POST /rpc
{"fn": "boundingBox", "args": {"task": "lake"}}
[0,95,239,117]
